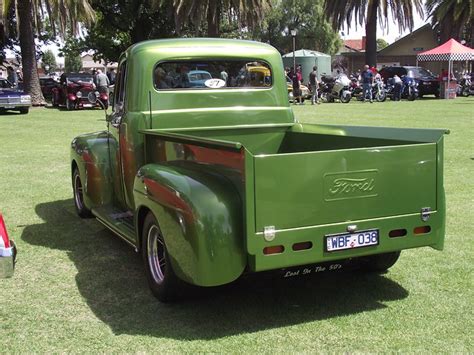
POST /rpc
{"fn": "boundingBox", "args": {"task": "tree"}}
[165,0,272,37]
[17,0,43,104]
[257,0,342,55]
[41,49,56,73]
[376,38,389,51]
[14,0,95,105]
[426,0,473,46]
[64,53,82,72]
[80,0,175,63]
[324,0,423,66]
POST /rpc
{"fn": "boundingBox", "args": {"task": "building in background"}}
[81,54,117,73]
[336,25,445,74]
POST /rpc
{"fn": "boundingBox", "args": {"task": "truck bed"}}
[141,123,446,271]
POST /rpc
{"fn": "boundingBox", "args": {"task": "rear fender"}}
[70,131,115,209]
[133,162,245,287]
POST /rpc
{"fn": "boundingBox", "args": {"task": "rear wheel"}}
[72,168,92,218]
[142,212,183,302]
[360,251,401,272]
[340,91,351,103]
[461,87,470,97]
[376,90,387,102]
[66,99,75,110]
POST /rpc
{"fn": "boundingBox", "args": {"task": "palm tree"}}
[16,0,95,105]
[164,0,271,37]
[324,0,423,67]
[426,0,473,45]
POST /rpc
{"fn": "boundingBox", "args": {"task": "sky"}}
[343,10,426,43]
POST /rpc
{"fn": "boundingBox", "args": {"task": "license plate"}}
[83,104,93,108]
[326,229,379,252]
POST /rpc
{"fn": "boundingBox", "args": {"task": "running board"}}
[92,206,137,251]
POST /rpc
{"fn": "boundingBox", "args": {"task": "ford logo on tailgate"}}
[324,170,378,201]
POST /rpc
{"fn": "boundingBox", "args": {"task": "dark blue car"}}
[0,78,31,114]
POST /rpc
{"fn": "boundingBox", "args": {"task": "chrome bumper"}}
[0,241,16,278]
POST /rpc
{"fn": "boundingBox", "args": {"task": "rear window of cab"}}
[153,60,272,90]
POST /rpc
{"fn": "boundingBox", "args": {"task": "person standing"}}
[107,69,116,85]
[220,66,228,86]
[361,64,374,103]
[292,69,302,105]
[392,74,403,101]
[309,65,320,105]
[95,69,110,94]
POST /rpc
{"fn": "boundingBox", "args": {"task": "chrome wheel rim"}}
[74,173,84,210]
[147,225,166,284]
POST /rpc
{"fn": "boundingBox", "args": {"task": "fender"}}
[70,131,115,210]
[133,161,246,287]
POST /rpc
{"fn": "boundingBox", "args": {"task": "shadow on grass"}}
[22,199,409,339]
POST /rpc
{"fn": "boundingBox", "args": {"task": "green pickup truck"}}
[71,39,447,302]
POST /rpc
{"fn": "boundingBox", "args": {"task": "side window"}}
[114,61,127,112]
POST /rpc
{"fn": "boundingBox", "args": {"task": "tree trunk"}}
[17,0,45,106]
[207,0,220,37]
[365,0,378,67]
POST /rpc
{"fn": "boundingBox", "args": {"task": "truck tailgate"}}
[254,143,437,231]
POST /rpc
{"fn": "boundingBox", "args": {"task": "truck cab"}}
[71,39,447,302]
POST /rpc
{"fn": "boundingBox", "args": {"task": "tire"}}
[52,95,58,107]
[340,91,351,103]
[142,212,183,302]
[320,92,328,103]
[376,90,387,102]
[66,99,75,111]
[72,168,93,218]
[19,107,29,114]
[360,251,401,272]
[407,88,416,101]
[461,87,470,97]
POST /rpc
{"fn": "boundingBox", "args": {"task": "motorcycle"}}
[457,73,473,97]
[349,75,363,99]
[372,77,387,102]
[401,75,418,101]
[319,74,352,103]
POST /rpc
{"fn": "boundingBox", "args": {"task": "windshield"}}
[0,79,12,88]
[410,67,436,78]
[66,77,94,84]
[154,60,272,90]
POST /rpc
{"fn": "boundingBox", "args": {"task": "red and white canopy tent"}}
[417,39,474,97]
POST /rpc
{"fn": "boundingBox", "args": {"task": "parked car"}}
[245,65,272,87]
[379,66,439,98]
[187,70,212,87]
[39,76,59,100]
[0,78,31,114]
[52,73,108,110]
[286,75,311,102]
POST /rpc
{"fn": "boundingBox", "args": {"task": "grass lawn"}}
[1,98,473,352]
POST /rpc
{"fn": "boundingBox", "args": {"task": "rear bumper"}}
[248,211,444,272]
[0,241,16,278]
[0,103,30,109]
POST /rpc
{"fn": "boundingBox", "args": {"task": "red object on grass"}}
[0,213,11,248]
